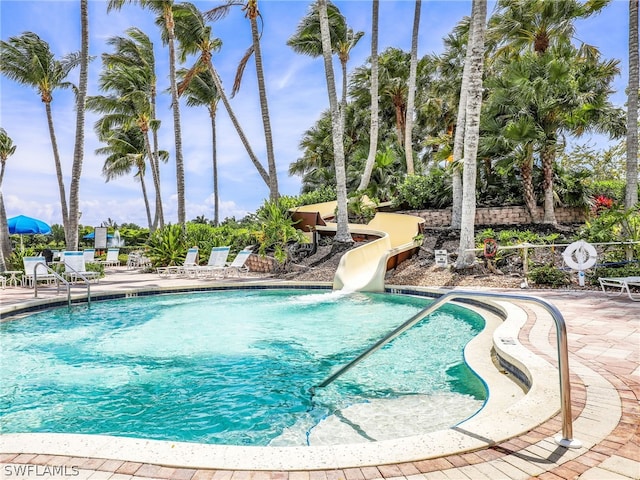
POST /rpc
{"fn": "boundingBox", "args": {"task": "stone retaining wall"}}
[246,253,278,273]
[405,206,586,226]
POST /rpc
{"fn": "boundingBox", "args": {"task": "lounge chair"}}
[157,247,199,277]
[83,248,96,264]
[220,248,253,278]
[62,251,101,283]
[598,276,640,301]
[184,246,230,278]
[101,248,121,267]
[22,256,57,287]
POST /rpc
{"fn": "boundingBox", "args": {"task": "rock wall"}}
[406,206,586,226]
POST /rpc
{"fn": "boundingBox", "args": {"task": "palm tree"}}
[95,127,162,230]
[173,2,272,195]
[203,0,279,201]
[626,0,639,209]
[177,67,222,226]
[67,0,90,251]
[102,28,164,229]
[358,0,379,192]
[0,32,82,242]
[404,0,422,176]
[0,128,16,266]
[456,0,487,269]
[287,0,363,131]
[318,0,352,244]
[108,0,187,227]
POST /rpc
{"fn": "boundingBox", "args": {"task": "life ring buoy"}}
[562,240,597,270]
[483,238,498,258]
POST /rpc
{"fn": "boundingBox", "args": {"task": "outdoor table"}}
[2,270,21,287]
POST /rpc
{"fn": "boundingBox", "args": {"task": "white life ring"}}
[562,240,597,270]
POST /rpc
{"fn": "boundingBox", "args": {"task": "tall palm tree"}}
[102,28,164,229]
[203,0,279,201]
[0,128,16,266]
[67,0,90,251]
[177,67,222,226]
[404,0,422,176]
[0,32,82,241]
[456,0,487,269]
[108,0,187,227]
[172,2,271,194]
[626,0,639,209]
[358,0,379,192]
[318,0,352,244]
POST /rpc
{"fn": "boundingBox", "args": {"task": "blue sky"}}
[0,0,631,228]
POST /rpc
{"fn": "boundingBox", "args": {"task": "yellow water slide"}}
[291,202,425,292]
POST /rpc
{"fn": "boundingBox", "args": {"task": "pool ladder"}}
[310,290,581,449]
[33,261,91,308]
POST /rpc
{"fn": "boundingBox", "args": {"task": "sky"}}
[0,0,632,229]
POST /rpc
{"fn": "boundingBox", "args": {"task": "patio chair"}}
[220,248,253,278]
[598,276,640,301]
[184,246,230,278]
[157,247,199,277]
[83,248,97,264]
[101,248,121,267]
[22,256,57,288]
[62,251,101,283]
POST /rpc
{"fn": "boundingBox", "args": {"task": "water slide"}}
[291,201,425,292]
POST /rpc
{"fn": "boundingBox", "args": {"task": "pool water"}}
[0,289,486,446]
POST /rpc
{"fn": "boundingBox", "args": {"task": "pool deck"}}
[1,266,638,480]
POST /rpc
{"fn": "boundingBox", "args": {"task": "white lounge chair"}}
[598,276,640,301]
[22,256,57,287]
[83,248,96,264]
[185,246,230,278]
[221,248,253,278]
[101,248,121,267]
[62,251,101,283]
[157,247,199,277]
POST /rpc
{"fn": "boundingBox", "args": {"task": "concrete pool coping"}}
[1,281,564,470]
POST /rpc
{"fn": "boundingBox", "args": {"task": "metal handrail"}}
[310,290,581,448]
[34,261,91,307]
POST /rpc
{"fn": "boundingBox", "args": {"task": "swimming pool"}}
[0,288,486,447]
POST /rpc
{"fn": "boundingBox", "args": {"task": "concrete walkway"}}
[1,267,638,479]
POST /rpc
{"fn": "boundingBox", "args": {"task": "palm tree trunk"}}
[250,16,279,201]
[521,145,539,222]
[404,0,421,176]
[211,108,219,226]
[456,0,487,269]
[165,8,186,228]
[450,14,474,230]
[318,0,352,244]
[143,131,162,231]
[67,0,89,251]
[0,190,11,268]
[358,0,379,192]
[150,86,164,230]
[206,62,271,186]
[45,102,70,242]
[541,143,557,224]
[138,165,153,230]
[626,0,639,209]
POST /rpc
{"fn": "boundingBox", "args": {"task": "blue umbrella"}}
[8,215,52,235]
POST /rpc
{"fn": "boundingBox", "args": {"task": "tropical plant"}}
[203,0,279,201]
[577,205,640,260]
[253,200,306,264]
[146,223,187,267]
[529,264,571,287]
[0,32,82,243]
[395,171,452,209]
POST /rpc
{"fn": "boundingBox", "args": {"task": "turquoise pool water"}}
[0,289,486,446]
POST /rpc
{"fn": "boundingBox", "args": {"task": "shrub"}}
[529,264,571,287]
[146,224,187,267]
[395,170,452,209]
